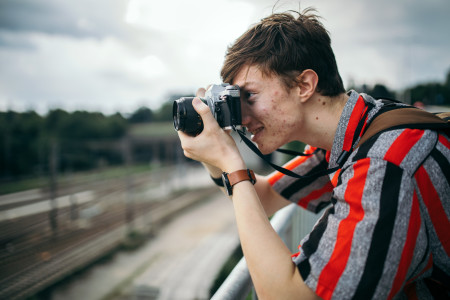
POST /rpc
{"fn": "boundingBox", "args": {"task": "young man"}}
[177,10,450,299]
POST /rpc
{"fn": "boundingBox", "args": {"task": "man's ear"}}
[296,69,318,102]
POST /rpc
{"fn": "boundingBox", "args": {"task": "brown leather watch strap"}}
[227,169,256,187]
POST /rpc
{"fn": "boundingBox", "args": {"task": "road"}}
[49,191,239,300]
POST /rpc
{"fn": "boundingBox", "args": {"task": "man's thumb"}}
[192,97,215,125]
[192,98,208,114]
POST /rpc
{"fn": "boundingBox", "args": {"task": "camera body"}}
[173,83,241,135]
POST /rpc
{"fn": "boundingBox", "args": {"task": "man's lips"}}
[250,127,264,141]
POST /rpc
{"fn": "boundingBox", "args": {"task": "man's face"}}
[233,65,303,154]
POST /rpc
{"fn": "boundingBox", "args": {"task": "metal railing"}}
[211,203,320,300]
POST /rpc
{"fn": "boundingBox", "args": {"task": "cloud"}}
[0,0,261,113]
[0,0,128,39]
[0,0,449,114]
[284,0,449,90]
[0,32,147,112]
[125,0,255,40]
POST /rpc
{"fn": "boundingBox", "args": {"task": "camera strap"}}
[232,98,375,179]
[233,128,340,179]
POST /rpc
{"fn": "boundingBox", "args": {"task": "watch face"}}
[222,172,232,196]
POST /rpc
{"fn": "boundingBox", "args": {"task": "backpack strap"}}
[435,111,450,122]
[356,107,450,148]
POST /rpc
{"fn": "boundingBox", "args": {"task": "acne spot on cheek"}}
[316,117,319,120]
[322,102,326,106]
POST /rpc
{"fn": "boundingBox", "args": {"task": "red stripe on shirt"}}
[387,191,421,299]
[316,158,370,299]
[384,129,424,166]
[438,134,450,149]
[358,106,370,138]
[297,181,334,209]
[325,150,331,163]
[331,170,340,187]
[415,166,450,256]
[342,97,366,152]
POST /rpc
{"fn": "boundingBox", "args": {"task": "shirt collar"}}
[329,90,378,168]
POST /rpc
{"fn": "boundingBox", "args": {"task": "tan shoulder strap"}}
[435,111,450,121]
[356,108,449,148]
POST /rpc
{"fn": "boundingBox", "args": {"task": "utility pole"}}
[122,136,134,230]
[49,140,59,236]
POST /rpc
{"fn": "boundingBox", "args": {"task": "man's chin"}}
[256,143,276,155]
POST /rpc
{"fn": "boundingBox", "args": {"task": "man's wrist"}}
[210,175,224,187]
[222,169,256,196]
[221,160,246,174]
[202,162,222,177]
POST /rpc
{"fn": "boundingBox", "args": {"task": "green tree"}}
[408,83,448,106]
[154,93,194,122]
[0,111,45,177]
[369,84,395,100]
[445,69,450,88]
[129,107,153,123]
[154,100,173,122]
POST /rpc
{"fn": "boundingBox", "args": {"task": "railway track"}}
[0,165,214,300]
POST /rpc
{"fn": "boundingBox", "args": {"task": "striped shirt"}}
[268,91,450,299]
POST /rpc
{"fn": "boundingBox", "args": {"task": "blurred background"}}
[1,0,449,299]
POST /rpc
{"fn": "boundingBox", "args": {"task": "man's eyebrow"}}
[239,81,258,90]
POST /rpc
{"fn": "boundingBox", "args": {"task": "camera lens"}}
[172,97,204,135]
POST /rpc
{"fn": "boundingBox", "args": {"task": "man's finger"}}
[192,97,210,114]
[196,88,206,97]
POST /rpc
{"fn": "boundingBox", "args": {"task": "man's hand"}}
[177,88,245,173]
[196,87,207,98]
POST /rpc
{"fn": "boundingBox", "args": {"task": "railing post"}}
[212,204,298,299]
[211,257,252,300]
[212,203,321,299]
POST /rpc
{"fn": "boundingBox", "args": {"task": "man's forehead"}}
[232,65,262,87]
[238,81,258,92]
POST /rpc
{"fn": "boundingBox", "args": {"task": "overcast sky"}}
[0,0,449,114]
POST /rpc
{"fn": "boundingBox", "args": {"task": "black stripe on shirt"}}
[352,132,380,162]
[431,148,450,187]
[352,162,402,299]
[280,158,329,200]
[298,259,311,280]
[297,205,334,280]
[314,201,331,214]
[351,102,375,147]
[302,205,334,257]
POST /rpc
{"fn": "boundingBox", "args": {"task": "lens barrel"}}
[172,97,204,135]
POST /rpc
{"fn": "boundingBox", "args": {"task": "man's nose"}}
[240,104,251,126]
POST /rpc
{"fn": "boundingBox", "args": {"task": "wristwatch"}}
[222,169,256,196]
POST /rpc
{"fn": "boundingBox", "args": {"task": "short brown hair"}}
[220,9,345,96]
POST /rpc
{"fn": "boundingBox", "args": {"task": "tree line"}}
[1,71,450,182]
[0,94,184,180]
[351,70,450,106]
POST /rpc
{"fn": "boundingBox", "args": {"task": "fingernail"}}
[193,98,201,106]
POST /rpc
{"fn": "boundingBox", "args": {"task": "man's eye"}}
[246,92,255,100]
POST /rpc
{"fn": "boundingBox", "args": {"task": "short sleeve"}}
[268,147,333,213]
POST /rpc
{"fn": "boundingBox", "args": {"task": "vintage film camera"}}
[173,83,242,135]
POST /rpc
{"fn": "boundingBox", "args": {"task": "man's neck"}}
[300,92,348,151]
